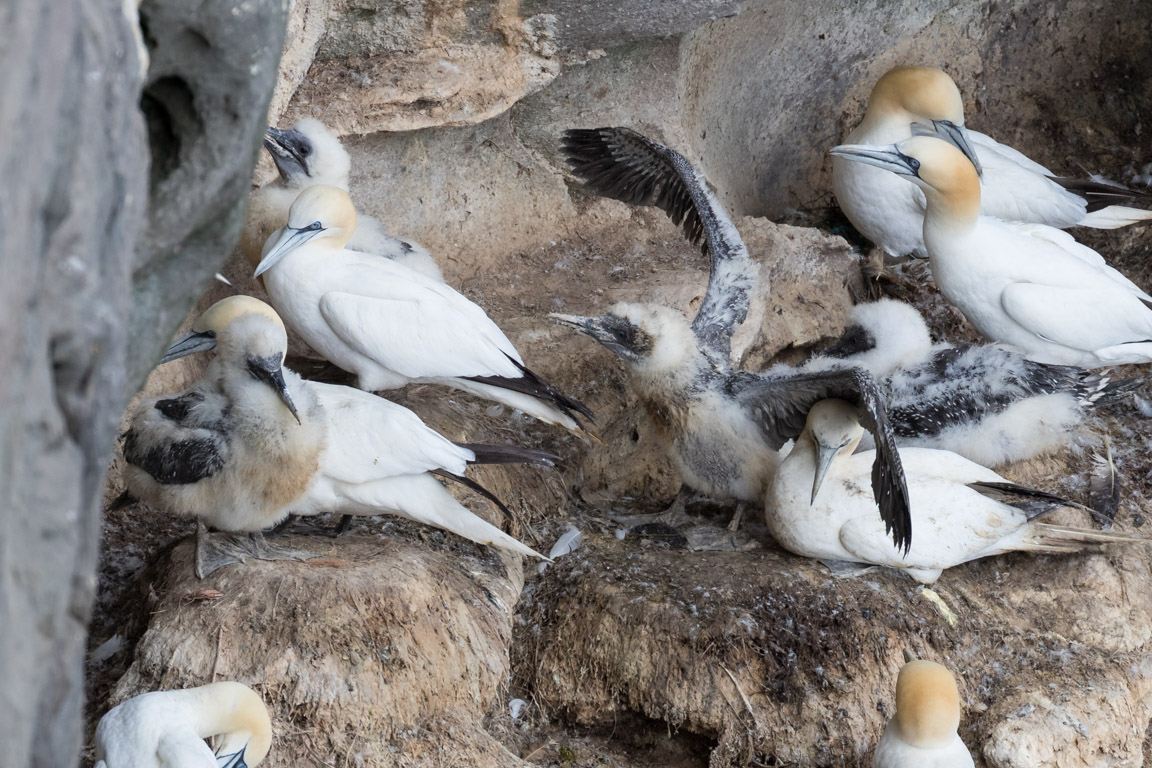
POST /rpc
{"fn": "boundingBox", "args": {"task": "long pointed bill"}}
[932,120,983,178]
[161,330,218,364]
[253,226,323,278]
[811,442,839,503]
[548,313,599,334]
[247,356,301,424]
[267,367,300,424]
[829,143,920,177]
[215,746,248,768]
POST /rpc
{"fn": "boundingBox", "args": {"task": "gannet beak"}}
[263,126,308,180]
[931,120,983,178]
[829,144,921,178]
[548,313,601,336]
[248,356,301,424]
[215,746,248,768]
[811,441,839,503]
[253,224,324,278]
[903,648,918,663]
[161,330,218,364]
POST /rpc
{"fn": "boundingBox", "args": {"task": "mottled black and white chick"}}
[803,299,1136,467]
[242,117,442,281]
[556,127,912,552]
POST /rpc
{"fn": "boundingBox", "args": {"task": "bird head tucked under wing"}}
[253,185,358,278]
[805,398,867,503]
[863,66,982,176]
[830,136,981,222]
[263,117,351,186]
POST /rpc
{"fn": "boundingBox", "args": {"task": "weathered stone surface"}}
[109,531,529,768]
[130,0,289,389]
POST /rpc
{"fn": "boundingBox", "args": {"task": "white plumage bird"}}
[833,66,1152,259]
[94,681,272,768]
[243,117,442,281]
[253,185,593,431]
[872,654,974,768]
[831,136,1152,367]
[145,296,550,571]
[803,299,1136,467]
[769,399,1138,584]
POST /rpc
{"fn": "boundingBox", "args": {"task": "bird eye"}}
[307,221,322,231]
[908,157,921,171]
[299,145,310,157]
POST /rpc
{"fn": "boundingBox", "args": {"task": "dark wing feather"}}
[731,367,912,553]
[561,127,758,365]
[1050,176,1152,214]
[122,429,227,485]
[464,353,595,427]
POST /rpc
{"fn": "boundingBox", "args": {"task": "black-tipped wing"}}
[463,354,594,429]
[1051,176,1152,214]
[562,127,759,364]
[730,367,912,552]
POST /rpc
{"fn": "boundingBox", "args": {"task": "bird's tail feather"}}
[1077,371,1141,408]
[1024,523,1142,554]
[1077,205,1152,229]
[455,443,559,467]
[1053,175,1152,218]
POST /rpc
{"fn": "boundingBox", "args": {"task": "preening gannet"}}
[558,127,912,550]
[244,117,442,281]
[157,297,552,564]
[94,681,272,768]
[873,653,974,768]
[804,300,1136,467]
[831,136,1152,367]
[253,185,593,432]
[770,399,1138,584]
[123,297,326,577]
[833,66,1152,259]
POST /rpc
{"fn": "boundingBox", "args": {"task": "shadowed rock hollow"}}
[91,0,1152,766]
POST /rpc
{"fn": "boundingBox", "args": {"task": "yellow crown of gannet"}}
[151,297,552,567]
[833,66,1152,260]
[242,117,442,280]
[252,185,594,433]
[556,127,912,552]
[768,399,1139,584]
[802,300,1136,468]
[832,136,1152,368]
[94,681,272,768]
[872,657,973,767]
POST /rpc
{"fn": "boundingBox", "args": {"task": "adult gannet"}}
[243,117,442,281]
[154,297,551,566]
[833,66,1152,259]
[804,299,1136,467]
[831,135,1152,367]
[873,652,974,768]
[558,127,912,550]
[253,185,593,432]
[123,297,326,578]
[770,399,1137,584]
[94,681,272,768]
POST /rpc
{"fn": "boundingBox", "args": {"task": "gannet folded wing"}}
[562,127,759,366]
[308,381,472,482]
[732,367,912,552]
[1006,222,1152,300]
[1000,283,1152,353]
[316,259,525,381]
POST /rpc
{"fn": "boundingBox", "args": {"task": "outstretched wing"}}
[562,127,759,365]
[731,367,912,552]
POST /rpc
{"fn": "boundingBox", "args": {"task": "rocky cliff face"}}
[91,0,1152,767]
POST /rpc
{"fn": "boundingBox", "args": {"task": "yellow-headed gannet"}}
[253,185,594,432]
[94,681,272,768]
[873,652,974,768]
[155,297,552,565]
[556,127,912,551]
[831,136,1152,367]
[769,399,1138,584]
[833,66,1152,259]
[243,117,442,281]
[804,299,1136,467]
[123,297,325,577]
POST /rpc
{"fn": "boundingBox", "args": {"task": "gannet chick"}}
[831,136,1152,367]
[833,66,1152,259]
[805,300,1137,466]
[559,127,911,550]
[770,399,1138,584]
[160,297,552,561]
[123,297,325,578]
[243,117,442,281]
[94,681,272,768]
[253,185,593,432]
[873,654,973,768]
